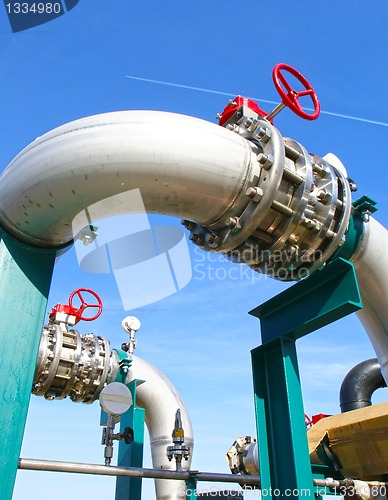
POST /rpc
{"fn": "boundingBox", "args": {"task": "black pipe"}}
[340,358,387,413]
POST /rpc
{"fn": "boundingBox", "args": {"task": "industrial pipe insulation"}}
[1,110,387,383]
[32,323,193,500]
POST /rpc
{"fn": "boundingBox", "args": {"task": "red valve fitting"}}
[304,413,313,429]
[311,413,331,425]
[49,288,103,324]
[218,95,269,126]
[217,63,320,126]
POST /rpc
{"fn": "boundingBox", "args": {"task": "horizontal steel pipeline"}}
[18,458,261,485]
[21,457,388,492]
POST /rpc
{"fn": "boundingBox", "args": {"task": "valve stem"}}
[101,415,134,466]
[166,409,190,471]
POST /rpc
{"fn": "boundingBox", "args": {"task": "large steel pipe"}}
[1,110,388,385]
[353,217,388,383]
[0,111,255,248]
[127,354,194,500]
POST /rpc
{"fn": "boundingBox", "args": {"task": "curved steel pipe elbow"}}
[340,358,386,413]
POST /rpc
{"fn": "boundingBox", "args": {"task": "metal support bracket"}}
[249,258,362,499]
[0,229,56,500]
[115,379,146,500]
[185,476,197,499]
[250,258,362,344]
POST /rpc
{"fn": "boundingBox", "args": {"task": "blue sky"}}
[1,1,387,499]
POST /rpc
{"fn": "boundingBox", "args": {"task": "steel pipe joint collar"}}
[183,112,352,280]
[33,324,118,403]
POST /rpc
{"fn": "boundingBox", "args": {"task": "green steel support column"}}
[0,230,56,500]
[250,258,362,500]
[185,477,197,500]
[250,259,363,345]
[251,338,314,499]
[115,379,145,500]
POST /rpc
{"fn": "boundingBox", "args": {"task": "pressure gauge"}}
[99,382,133,416]
[122,316,141,333]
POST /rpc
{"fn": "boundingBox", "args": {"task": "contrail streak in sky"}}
[125,75,388,128]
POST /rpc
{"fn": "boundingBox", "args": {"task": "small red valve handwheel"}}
[304,413,313,430]
[68,288,103,322]
[273,63,320,120]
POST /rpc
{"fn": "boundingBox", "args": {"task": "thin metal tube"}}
[18,458,261,485]
[19,458,388,491]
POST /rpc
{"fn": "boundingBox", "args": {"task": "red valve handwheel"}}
[304,413,313,429]
[68,288,103,321]
[273,63,320,120]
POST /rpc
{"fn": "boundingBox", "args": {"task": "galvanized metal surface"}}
[226,436,259,476]
[1,109,385,382]
[185,113,352,280]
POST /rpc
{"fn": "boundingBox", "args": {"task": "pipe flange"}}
[182,115,352,281]
[33,327,116,403]
[183,118,285,256]
[230,137,313,272]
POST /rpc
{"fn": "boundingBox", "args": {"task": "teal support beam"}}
[0,230,56,500]
[250,258,362,344]
[115,379,145,500]
[252,338,315,499]
[250,258,362,499]
[185,477,197,500]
